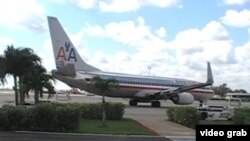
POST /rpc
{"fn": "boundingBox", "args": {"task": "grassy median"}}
[79,118,156,135]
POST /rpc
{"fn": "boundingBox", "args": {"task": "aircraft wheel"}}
[199,101,203,107]
[129,100,138,106]
[151,101,161,107]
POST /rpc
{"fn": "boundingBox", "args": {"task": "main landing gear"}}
[129,100,138,106]
[129,99,161,107]
[199,100,204,107]
[151,101,161,107]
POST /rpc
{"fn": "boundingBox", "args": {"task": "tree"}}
[232,89,247,93]
[91,76,119,127]
[0,45,41,105]
[212,83,232,97]
[0,46,20,105]
[0,55,6,85]
[22,64,55,104]
[18,47,41,104]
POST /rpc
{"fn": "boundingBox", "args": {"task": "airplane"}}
[47,16,215,107]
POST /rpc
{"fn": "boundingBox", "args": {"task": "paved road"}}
[124,105,195,137]
[0,132,170,141]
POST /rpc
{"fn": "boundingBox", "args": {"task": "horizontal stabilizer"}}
[57,63,76,77]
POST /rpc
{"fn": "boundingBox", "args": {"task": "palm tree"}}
[91,76,119,127]
[22,64,55,104]
[1,46,20,105]
[0,55,6,85]
[0,45,41,105]
[18,47,41,104]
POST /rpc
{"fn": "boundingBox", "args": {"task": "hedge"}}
[167,107,199,128]
[0,103,80,132]
[233,107,250,125]
[0,102,125,132]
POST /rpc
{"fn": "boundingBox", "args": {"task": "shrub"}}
[32,103,57,131]
[75,102,125,120]
[167,107,199,128]
[167,107,174,121]
[85,103,102,119]
[106,102,125,120]
[0,109,9,130]
[2,106,27,130]
[0,103,81,132]
[54,105,81,132]
[32,103,81,132]
[0,102,125,132]
[233,107,250,125]
[21,107,35,130]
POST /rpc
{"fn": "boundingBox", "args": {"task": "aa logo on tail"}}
[56,42,77,62]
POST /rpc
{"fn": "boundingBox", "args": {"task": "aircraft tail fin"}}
[47,16,100,72]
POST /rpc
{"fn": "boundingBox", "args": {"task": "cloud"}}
[84,17,169,49]
[98,0,181,12]
[83,18,236,70]
[227,41,250,90]
[171,21,233,69]
[99,0,141,12]
[76,0,97,9]
[221,9,250,27]
[82,17,175,76]
[99,0,181,12]
[155,27,167,38]
[0,0,46,32]
[224,0,250,5]
[58,0,180,12]
[235,41,250,62]
[83,18,233,80]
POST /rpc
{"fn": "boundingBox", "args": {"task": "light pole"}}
[148,66,151,76]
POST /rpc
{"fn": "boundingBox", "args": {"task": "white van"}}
[198,98,242,120]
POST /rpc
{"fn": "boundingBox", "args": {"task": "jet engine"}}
[171,92,194,105]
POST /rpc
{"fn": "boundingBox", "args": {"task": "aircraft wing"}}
[153,62,214,99]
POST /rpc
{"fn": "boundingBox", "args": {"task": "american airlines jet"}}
[48,16,214,107]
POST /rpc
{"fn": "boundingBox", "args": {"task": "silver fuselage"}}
[53,70,214,102]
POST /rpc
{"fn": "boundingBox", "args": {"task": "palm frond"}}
[92,75,119,94]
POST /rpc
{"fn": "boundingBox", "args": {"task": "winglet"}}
[206,62,213,85]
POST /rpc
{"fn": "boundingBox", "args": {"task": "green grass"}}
[79,118,156,135]
[199,120,234,125]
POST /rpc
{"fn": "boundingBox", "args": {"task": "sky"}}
[0,0,250,91]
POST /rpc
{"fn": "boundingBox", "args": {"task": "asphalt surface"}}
[0,132,170,141]
[124,106,195,136]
